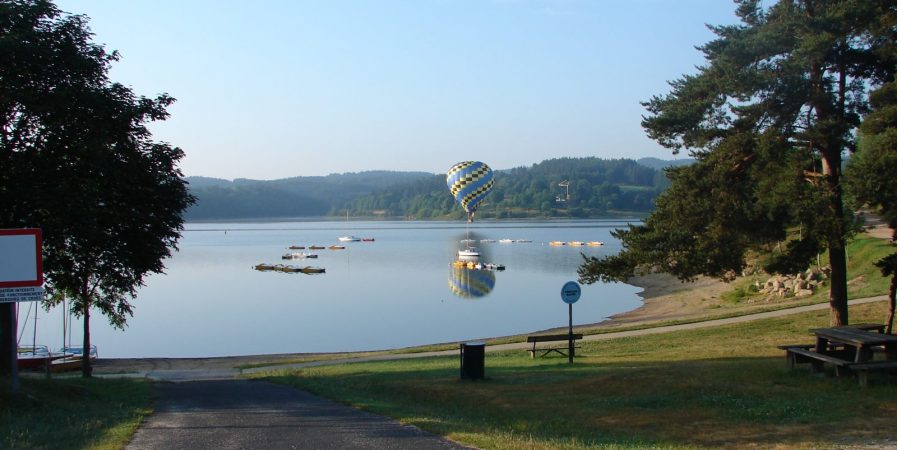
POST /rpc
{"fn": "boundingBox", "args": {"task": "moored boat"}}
[458,248,479,258]
[282,252,318,259]
[586,241,604,246]
[549,241,566,246]
[568,241,585,246]
[362,237,375,242]
[308,245,326,250]
[288,245,306,249]
[338,236,360,242]
[499,239,514,244]
[254,263,278,271]
[328,245,346,250]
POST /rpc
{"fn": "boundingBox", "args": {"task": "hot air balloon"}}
[448,265,496,299]
[446,161,494,223]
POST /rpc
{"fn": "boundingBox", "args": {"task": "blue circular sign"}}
[560,281,581,304]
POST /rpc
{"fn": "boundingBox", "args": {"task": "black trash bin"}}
[460,341,485,380]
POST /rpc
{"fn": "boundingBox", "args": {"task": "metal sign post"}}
[560,281,581,364]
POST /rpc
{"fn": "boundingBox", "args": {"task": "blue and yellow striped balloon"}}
[446,161,494,220]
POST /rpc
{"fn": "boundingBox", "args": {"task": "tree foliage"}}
[184,171,434,220]
[578,0,896,325]
[846,77,897,332]
[0,0,193,376]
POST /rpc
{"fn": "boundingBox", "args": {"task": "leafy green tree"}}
[0,0,193,377]
[846,78,897,332]
[579,0,895,325]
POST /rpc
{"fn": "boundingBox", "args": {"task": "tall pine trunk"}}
[812,55,849,326]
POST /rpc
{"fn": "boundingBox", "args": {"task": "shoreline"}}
[93,224,893,374]
[91,271,730,374]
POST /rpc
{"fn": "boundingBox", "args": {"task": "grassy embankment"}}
[0,377,151,449]
[264,301,897,449]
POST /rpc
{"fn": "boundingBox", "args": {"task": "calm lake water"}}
[17,219,645,358]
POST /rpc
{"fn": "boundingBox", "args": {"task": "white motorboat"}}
[458,248,480,258]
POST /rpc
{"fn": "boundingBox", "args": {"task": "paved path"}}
[120,296,887,449]
[126,379,468,450]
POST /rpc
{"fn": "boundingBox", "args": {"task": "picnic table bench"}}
[526,333,582,358]
[780,323,897,386]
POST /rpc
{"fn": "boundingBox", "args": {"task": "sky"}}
[55,1,741,180]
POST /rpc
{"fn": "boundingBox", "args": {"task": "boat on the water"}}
[549,241,566,246]
[587,241,604,246]
[254,263,278,271]
[282,252,318,259]
[515,239,532,243]
[328,245,346,250]
[480,239,496,243]
[362,238,375,242]
[499,239,514,244]
[288,245,306,250]
[308,245,326,250]
[568,241,585,246]
[458,248,479,258]
[338,236,360,242]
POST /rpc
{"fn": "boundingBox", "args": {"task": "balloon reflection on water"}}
[448,264,496,299]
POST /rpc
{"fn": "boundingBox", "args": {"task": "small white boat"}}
[515,239,532,243]
[338,236,360,242]
[458,248,480,258]
[480,239,496,243]
[499,239,514,244]
[587,241,604,246]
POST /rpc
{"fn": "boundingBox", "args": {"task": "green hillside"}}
[184,158,681,220]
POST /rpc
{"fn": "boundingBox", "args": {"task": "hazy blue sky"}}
[55,1,740,180]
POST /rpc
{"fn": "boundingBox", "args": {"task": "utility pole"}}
[557,180,570,202]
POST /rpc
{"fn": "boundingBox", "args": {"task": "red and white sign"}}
[0,228,43,302]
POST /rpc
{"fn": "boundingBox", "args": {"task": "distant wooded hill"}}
[184,157,692,220]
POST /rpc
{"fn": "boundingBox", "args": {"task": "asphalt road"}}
[126,379,469,450]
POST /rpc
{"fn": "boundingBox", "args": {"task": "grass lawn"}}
[265,301,897,449]
[0,377,151,450]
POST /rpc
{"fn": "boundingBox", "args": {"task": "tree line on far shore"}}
[184,157,691,221]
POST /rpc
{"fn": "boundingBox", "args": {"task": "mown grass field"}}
[265,301,897,449]
[0,377,151,450]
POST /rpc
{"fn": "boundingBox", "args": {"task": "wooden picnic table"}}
[781,324,897,386]
[810,326,897,363]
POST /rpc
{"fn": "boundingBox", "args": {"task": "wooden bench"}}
[851,361,897,387]
[526,334,582,358]
[781,347,854,376]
